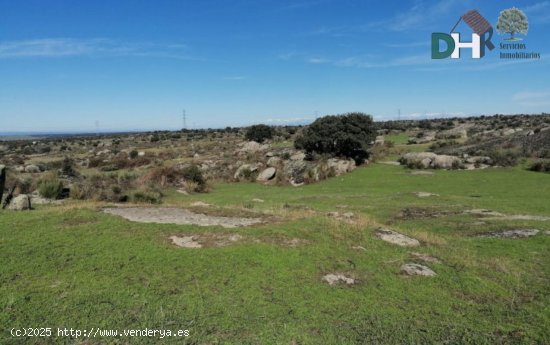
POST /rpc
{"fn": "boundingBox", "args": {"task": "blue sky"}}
[1,0,549,132]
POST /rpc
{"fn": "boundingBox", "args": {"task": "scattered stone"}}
[238,141,268,154]
[480,229,540,238]
[7,195,32,211]
[544,231,550,236]
[24,164,41,173]
[374,136,385,145]
[176,189,189,195]
[375,228,420,247]
[190,201,211,207]
[138,151,146,157]
[351,245,367,251]
[103,207,263,228]
[322,273,356,286]
[400,263,436,277]
[327,158,356,176]
[169,235,202,248]
[252,198,264,203]
[410,170,434,176]
[379,161,401,166]
[464,209,550,221]
[342,212,355,219]
[464,209,504,217]
[256,167,276,182]
[413,192,439,198]
[410,252,441,264]
[290,152,306,161]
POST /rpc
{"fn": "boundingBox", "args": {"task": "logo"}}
[431,7,540,61]
[431,10,495,59]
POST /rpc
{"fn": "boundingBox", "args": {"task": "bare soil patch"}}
[410,252,441,264]
[479,229,540,239]
[169,234,243,248]
[464,209,550,221]
[398,207,458,220]
[103,207,263,228]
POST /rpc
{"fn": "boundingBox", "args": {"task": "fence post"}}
[0,165,5,205]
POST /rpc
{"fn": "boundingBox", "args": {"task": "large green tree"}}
[294,112,376,164]
[497,7,529,40]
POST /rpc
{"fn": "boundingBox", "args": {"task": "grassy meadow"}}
[1,163,549,344]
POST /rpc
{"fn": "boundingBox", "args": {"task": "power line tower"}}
[398,109,401,121]
[94,120,99,136]
[182,109,187,130]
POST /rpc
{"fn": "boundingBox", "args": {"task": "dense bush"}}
[294,113,376,164]
[245,124,274,143]
[141,164,207,192]
[60,157,78,177]
[132,189,163,204]
[38,177,64,199]
[528,160,550,173]
[487,149,521,167]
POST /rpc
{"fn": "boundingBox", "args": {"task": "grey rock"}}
[375,228,420,247]
[7,195,31,211]
[24,165,41,173]
[256,167,276,182]
[322,273,356,286]
[401,263,436,276]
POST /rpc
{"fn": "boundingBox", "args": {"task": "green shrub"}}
[132,189,163,204]
[129,150,139,159]
[487,149,521,167]
[294,113,376,164]
[528,160,550,173]
[38,178,64,199]
[60,157,78,177]
[245,124,274,143]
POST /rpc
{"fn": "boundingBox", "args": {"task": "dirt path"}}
[103,207,263,228]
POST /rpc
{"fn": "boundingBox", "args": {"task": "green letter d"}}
[431,33,455,59]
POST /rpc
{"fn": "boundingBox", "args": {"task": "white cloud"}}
[512,90,550,107]
[0,38,193,59]
[306,57,330,64]
[222,76,247,80]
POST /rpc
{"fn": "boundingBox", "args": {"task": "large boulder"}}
[327,158,356,176]
[257,167,276,182]
[432,155,461,169]
[7,195,31,211]
[400,152,437,168]
[283,160,308,184]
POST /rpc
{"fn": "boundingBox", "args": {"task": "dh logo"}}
[432,10,495,59]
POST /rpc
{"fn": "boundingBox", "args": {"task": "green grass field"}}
[1,164,549,344]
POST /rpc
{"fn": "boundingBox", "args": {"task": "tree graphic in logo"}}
[497,7,528,41]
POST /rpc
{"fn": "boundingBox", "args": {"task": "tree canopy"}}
[497,7,529,39]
